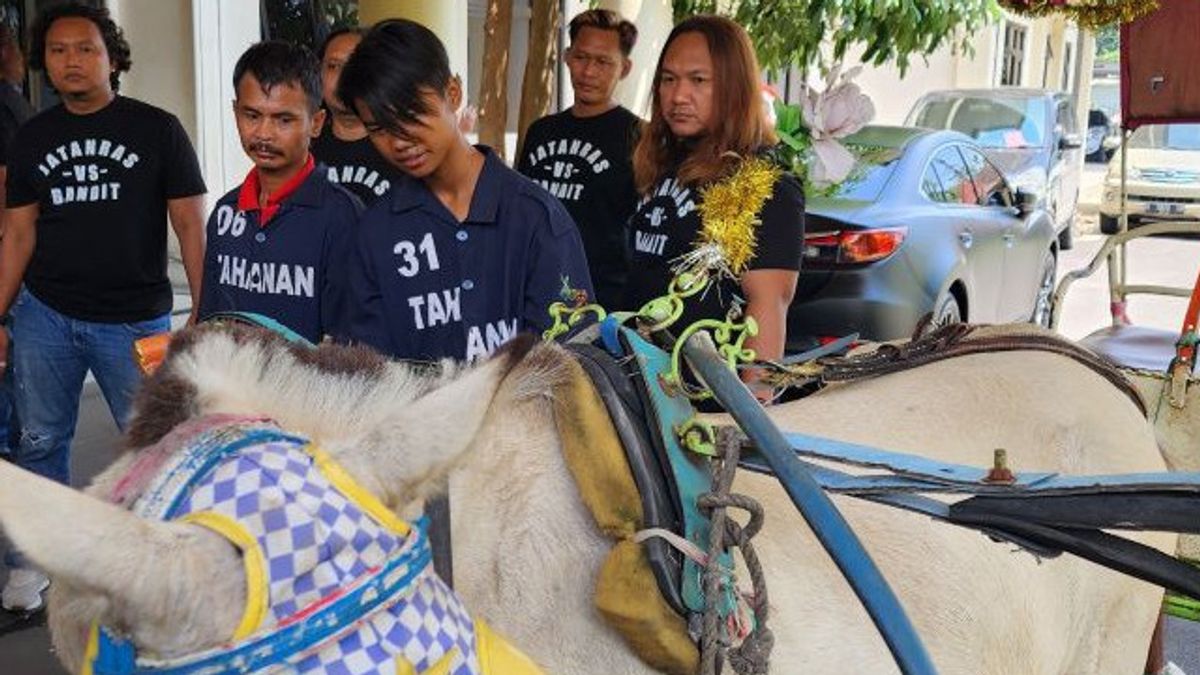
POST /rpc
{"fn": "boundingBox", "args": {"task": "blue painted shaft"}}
[683,337,937,675]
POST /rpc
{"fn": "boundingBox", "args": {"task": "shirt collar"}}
[236,155,318,224]
[388,145,502,225]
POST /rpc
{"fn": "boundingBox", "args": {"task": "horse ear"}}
[354,335,539,504]
[0,461,243,649]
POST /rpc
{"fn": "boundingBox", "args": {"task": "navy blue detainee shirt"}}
[198,162,361,343]
[348,146,594,361]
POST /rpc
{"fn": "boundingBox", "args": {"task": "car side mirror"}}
[1059,133,1083,150]
[1014,187,1040,215]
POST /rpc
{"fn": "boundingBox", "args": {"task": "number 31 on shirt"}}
[394,232,441,278]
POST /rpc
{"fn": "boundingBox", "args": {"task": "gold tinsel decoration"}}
[998,0,1159,29]
[683,157,781,278]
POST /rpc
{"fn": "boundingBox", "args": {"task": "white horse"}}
[0,325,1175,674]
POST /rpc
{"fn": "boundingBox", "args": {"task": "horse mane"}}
[126,324,447,451]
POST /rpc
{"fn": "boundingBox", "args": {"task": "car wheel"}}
[1100,214,1120,234]
[1030,251,1056,328]
[927,293,963,332]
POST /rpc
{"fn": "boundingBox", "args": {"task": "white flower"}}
[802,64,876,185]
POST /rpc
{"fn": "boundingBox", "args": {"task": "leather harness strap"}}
[819,323,1149,417]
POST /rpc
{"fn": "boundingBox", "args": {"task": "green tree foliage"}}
[672,0,999,74]
[1094,23,1119,63]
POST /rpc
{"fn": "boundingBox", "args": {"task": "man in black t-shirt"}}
[516,9,641,309]
[310,26,403,206]
[0,3,207,613]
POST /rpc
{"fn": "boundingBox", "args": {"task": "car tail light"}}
[803,227,907,266]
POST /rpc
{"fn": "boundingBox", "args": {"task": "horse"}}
[0,324,1176,673]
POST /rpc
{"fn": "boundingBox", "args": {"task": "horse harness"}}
[566,318,1200,674]
[85,417,540,675]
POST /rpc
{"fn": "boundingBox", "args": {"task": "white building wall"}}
[847,14,1085,127]
[108,0,197,142]
[188,0,260,198]
[851,45,959,125]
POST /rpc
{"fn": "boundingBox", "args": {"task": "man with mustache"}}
[196,41,360,344]
[517,9,640,310]
[337,19,592,362]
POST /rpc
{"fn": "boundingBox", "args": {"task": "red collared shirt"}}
[236,155,317,226]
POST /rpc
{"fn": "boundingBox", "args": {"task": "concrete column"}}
[107,0,197,142]
[1075,28,1097,133]
[190,0,260,196]
[358,0,469,96]
[597,0,672,118]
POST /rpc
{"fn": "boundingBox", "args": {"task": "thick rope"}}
[698,426,772,675]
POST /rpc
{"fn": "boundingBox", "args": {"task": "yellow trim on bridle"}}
[180,511,270,640]
[305,444,411,537]
[80,622,101,675]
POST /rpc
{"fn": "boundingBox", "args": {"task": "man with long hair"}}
[0,1,206,611]
[625,15,804,400]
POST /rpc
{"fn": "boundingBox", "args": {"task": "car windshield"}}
[910,96,1048,149]
[817,144,905,201]
[1128,123,1200,150]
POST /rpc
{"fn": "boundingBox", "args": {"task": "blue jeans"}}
[0,351,19,457]
[3,289,168,572]
[10,288,168,486]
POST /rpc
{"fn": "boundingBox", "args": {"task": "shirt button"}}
[456,230,469,242]
[255,232,267,243]
[462,279,475,291]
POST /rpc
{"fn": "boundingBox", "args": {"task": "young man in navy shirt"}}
[337,19,592,362]
[198,41,360,343]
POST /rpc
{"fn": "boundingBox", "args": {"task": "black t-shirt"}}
[0,84,34,166]
[625,160,805,330]
[516,106,640,308]
[6,96,207,322]
[311,124,402,206]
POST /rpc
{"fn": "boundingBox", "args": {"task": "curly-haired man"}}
[0,2,207,612]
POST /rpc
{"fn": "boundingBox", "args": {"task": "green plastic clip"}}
[676,417,718,457]
[543,302,607,341]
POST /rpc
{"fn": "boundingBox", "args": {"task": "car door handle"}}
[958,231,973,248]
[1003,233,1016,246]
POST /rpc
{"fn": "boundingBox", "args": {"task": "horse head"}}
[0,323,539,672]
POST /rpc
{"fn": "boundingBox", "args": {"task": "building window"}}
[1001,21,1027,86]
[260,0,359,52]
